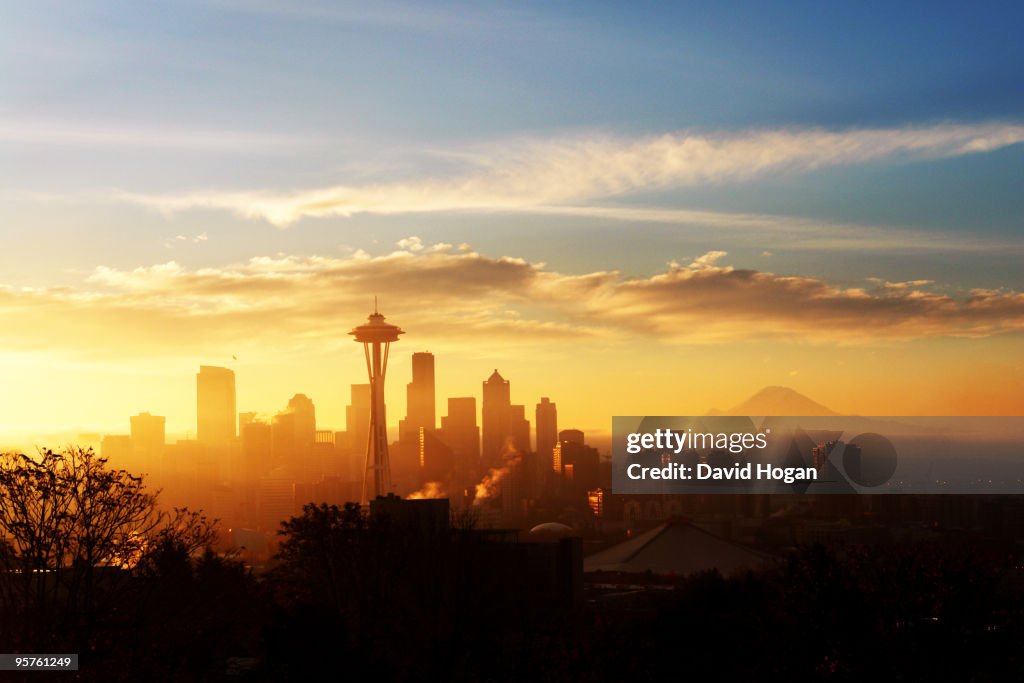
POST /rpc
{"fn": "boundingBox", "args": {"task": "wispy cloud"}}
[116,122,1024,226]
[163,232,209,249]
[513,205,1020,253]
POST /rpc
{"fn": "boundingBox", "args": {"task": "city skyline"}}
[87,323,607,533]
[70,356,567,447]
[3,320,1021,451]
[115,352,571,460]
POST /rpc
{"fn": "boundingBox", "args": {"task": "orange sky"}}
[1,245,1021,451]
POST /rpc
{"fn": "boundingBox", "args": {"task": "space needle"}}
[349,299,404,503]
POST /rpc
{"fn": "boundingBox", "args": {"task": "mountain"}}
[708,386,838,416]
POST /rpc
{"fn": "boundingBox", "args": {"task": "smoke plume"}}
[473,439,521,506]
[407,481,447,500]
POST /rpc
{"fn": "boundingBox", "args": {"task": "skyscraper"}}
[344,384,371,455]
[401,352,436,436]
[285,393,316,446]
[273,393,317,481]
[481,369,511,467]
[508,404,530,456]
[440,397,480,465]
[555,429,600,491]
[197,365,236,446]
[242,419,273,477]
[536,397,557,471]
[130,411,166,454]
[559,429,584,445]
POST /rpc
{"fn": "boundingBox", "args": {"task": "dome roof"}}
[528,522,576,539]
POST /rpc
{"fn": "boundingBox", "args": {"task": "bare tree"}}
[0,449,76,637]
[0,446,216,645]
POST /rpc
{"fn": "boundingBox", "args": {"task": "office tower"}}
[312,430,339,479]
[349,304,404,502]
[345,384,371,455]
[420,430,456,480]
[242,419,273,478]
[509,404,530,456]
[286,393,316,446]
[559,429,584,445]
[272,394,316,481]
[536,398,557,471]
[197,365,236,445]
[397,353,436,481]
[128,412,165,475]
[271,411,296,462]
[238,412,258,429]
[440,397,480,465]
[401,352,436,436]
[130,411,165,453]
[555,429,600,492]
[481,369,511,467]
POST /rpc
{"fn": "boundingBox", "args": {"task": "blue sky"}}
[3,2,1022,281]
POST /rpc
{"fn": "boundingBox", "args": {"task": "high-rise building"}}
[536,397,557,470]
[440,397,480,466]
[128,412,165,475]
[344,384,371,455]
[508,404,530,456]
[420,430,455,480]
[400,352,436,436]
[266,395,316,480]
[197,365,236,446]
[559,429,584,445]
[130,411,165,453]
[555,429,600,492]
[285,393,316,446]
[242,419,273,477]
[481,370,511,466]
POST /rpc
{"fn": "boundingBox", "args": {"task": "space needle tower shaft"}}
[349,299,404,503]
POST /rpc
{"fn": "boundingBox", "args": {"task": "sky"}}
[1,1,1023,446]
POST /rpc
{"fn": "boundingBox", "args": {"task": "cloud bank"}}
[2,241,1023,360]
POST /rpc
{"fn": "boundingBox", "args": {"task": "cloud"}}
[560,255,1024,342]
[164,232,210,248]
[395,236,424,252]
[1,242,1023,362]
[117,122,1024,226]
[513,205,1020,253]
